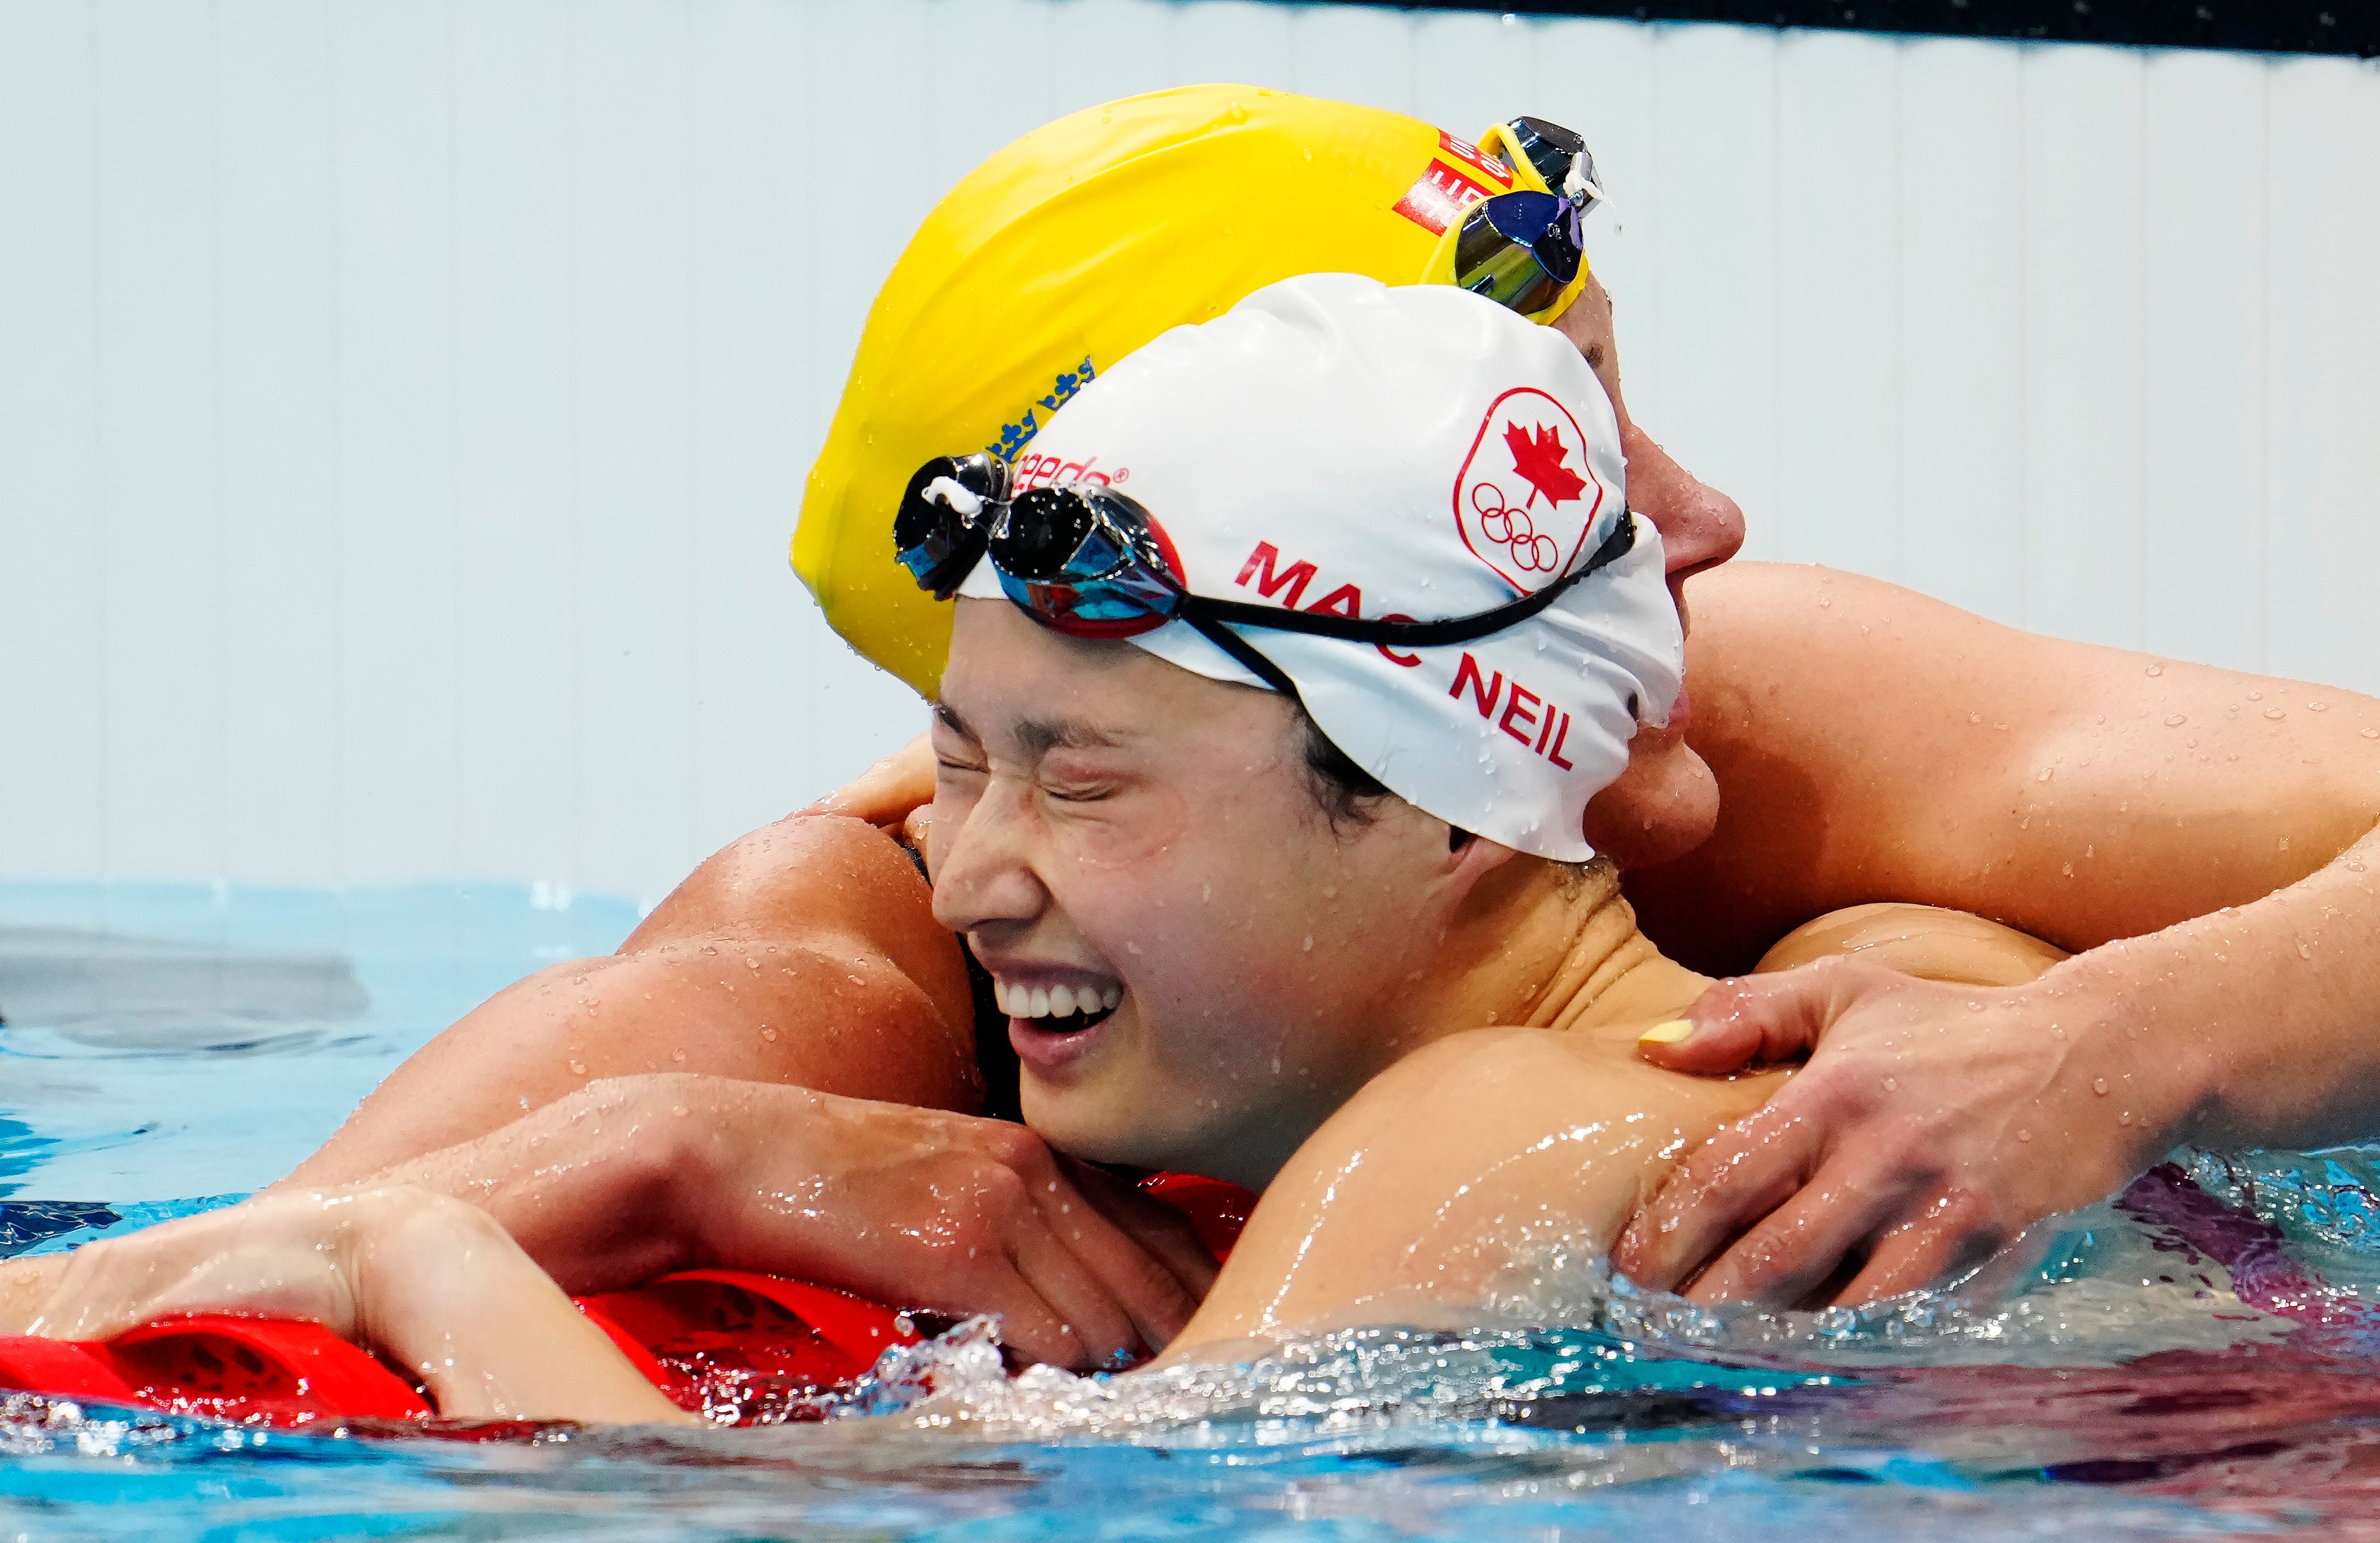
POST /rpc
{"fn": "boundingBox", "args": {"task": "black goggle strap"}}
[1181,510,1637,651]
[1180,610,1302,698]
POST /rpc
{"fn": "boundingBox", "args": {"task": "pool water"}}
[7,882,2380,1540]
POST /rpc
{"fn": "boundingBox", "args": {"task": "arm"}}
[1623,831,2380,1303]
[367,1072,1220,1370]
[285,812,977,1186]
[1628,562,2380,971]
[16,1186,689,1424]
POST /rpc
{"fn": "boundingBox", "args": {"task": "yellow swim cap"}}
[795,84,1580,697]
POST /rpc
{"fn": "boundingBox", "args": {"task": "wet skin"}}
[277,272,2380,1318]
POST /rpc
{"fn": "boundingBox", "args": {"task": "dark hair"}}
[1297,709,1390,832]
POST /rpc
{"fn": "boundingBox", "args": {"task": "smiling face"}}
[928,600,1487,1187]
[1555,275,1746,867]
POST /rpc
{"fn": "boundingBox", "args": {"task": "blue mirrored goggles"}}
[894,453,1639,696]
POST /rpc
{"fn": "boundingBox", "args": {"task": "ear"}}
[1436,825,1525,898]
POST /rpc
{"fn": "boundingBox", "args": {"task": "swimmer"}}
[280,89,2380,1319]
[0,279,2073,1416]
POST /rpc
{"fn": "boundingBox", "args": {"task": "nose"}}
[928,782,1050,940]
[1622,420,1745,583]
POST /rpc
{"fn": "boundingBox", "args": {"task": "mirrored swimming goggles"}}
[894,452,1638,696]
[1441,116,1609,324]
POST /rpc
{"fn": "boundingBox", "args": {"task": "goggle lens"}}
[1454,191,1583,318]
[988,485,1183,637]
[895,453,1007,597]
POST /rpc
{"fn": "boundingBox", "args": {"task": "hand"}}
[798,734,934,830]
[1615,958,2168,1306]
[28,1188,383,1343]
[652,1078,1220,1370]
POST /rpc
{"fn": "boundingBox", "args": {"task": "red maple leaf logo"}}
[1504,421,1588,509]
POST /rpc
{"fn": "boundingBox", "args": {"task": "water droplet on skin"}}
[2017,1129,2032,1142]
[2350,861,2368,873]
[700,945,717,955]
[2094,1078,2109,1096]
[568,1061,587,1075]
[2165,714,2187,727]
[1968,1000,1985,1012]
[2038,767,2053,782]
[1969,712,1982,724]
[761,1028,778,1042]
[2267,707,2287,720]
[2299,941,2314,959]
[2146,663,2165,676]
[2119,1109,2133,1125]
[670,1104,688,1117]
[1303,935,1315,952]
[1817,597,1832,608]
[2310,701,2329,711]
[671,1049,686,1063]
[1883,1077,1898,1091]
[746,957,760,970]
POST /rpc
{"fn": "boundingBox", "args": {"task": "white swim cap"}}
[957,273,1683,862]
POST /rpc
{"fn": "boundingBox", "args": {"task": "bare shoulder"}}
[1756,903,2068,987]
[622,813,970,1021]
[1168,1029,1777,1353]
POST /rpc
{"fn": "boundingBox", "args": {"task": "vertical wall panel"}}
[568,0,699,900]
[91,1,222,880]
[1771,30,1901,578]
[0,2,105,878]
[1169,0,1294,88]
[2018,43,2144,651]
[1895,38,2026,623]
[331,0,461,882]
[2263,55,2380,692]
[8,0,2380,897]
[1639,24,1778,554]
[2140,49,2266,675]
[451,0,579,886]
[214,0,340,880]
[1284,2,1414,114]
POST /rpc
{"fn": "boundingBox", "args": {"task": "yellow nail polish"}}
[1639,1019,1695,1044]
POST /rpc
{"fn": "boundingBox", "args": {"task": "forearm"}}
[368,1077,707,1294]
[352,1193,691,1424]
[2060,823,2380,1155]
[0,1259,66,1335]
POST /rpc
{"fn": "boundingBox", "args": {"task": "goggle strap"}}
[1182,610,1302,700]
[1182,513,1637,651]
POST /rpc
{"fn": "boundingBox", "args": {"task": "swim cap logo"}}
[1452,387,1609,594]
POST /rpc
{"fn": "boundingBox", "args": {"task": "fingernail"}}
[1639,1019,1695,1044]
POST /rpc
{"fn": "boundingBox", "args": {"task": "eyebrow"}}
[1016,717,1130,757]
[932,701,1129,757]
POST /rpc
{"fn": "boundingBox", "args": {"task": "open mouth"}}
[995,978,1121,1036]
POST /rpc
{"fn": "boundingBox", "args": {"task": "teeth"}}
[996,978,1122,1020]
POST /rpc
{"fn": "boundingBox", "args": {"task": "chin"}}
[1580,743,1721,868]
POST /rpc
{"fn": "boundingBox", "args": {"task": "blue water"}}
[4,882,2380,1540]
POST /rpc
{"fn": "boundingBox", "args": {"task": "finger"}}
[997,1204,1144,1368]
[1634,964,1854,1075]
[1614,1106,1828,1292]
[797,736,935,827]
[1022,1163,1203,1353]
[946,1268,1091,1369]
[1058,1159,1220,1301]
[1681,1147,1927,1307]
[1830,1195,2000,1306]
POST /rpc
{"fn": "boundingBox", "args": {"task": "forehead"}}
[939,599,1282,751]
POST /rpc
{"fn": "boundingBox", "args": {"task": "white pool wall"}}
[3,0,2376,904]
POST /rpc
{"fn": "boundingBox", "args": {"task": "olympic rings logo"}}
[1469,481,1564,572]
